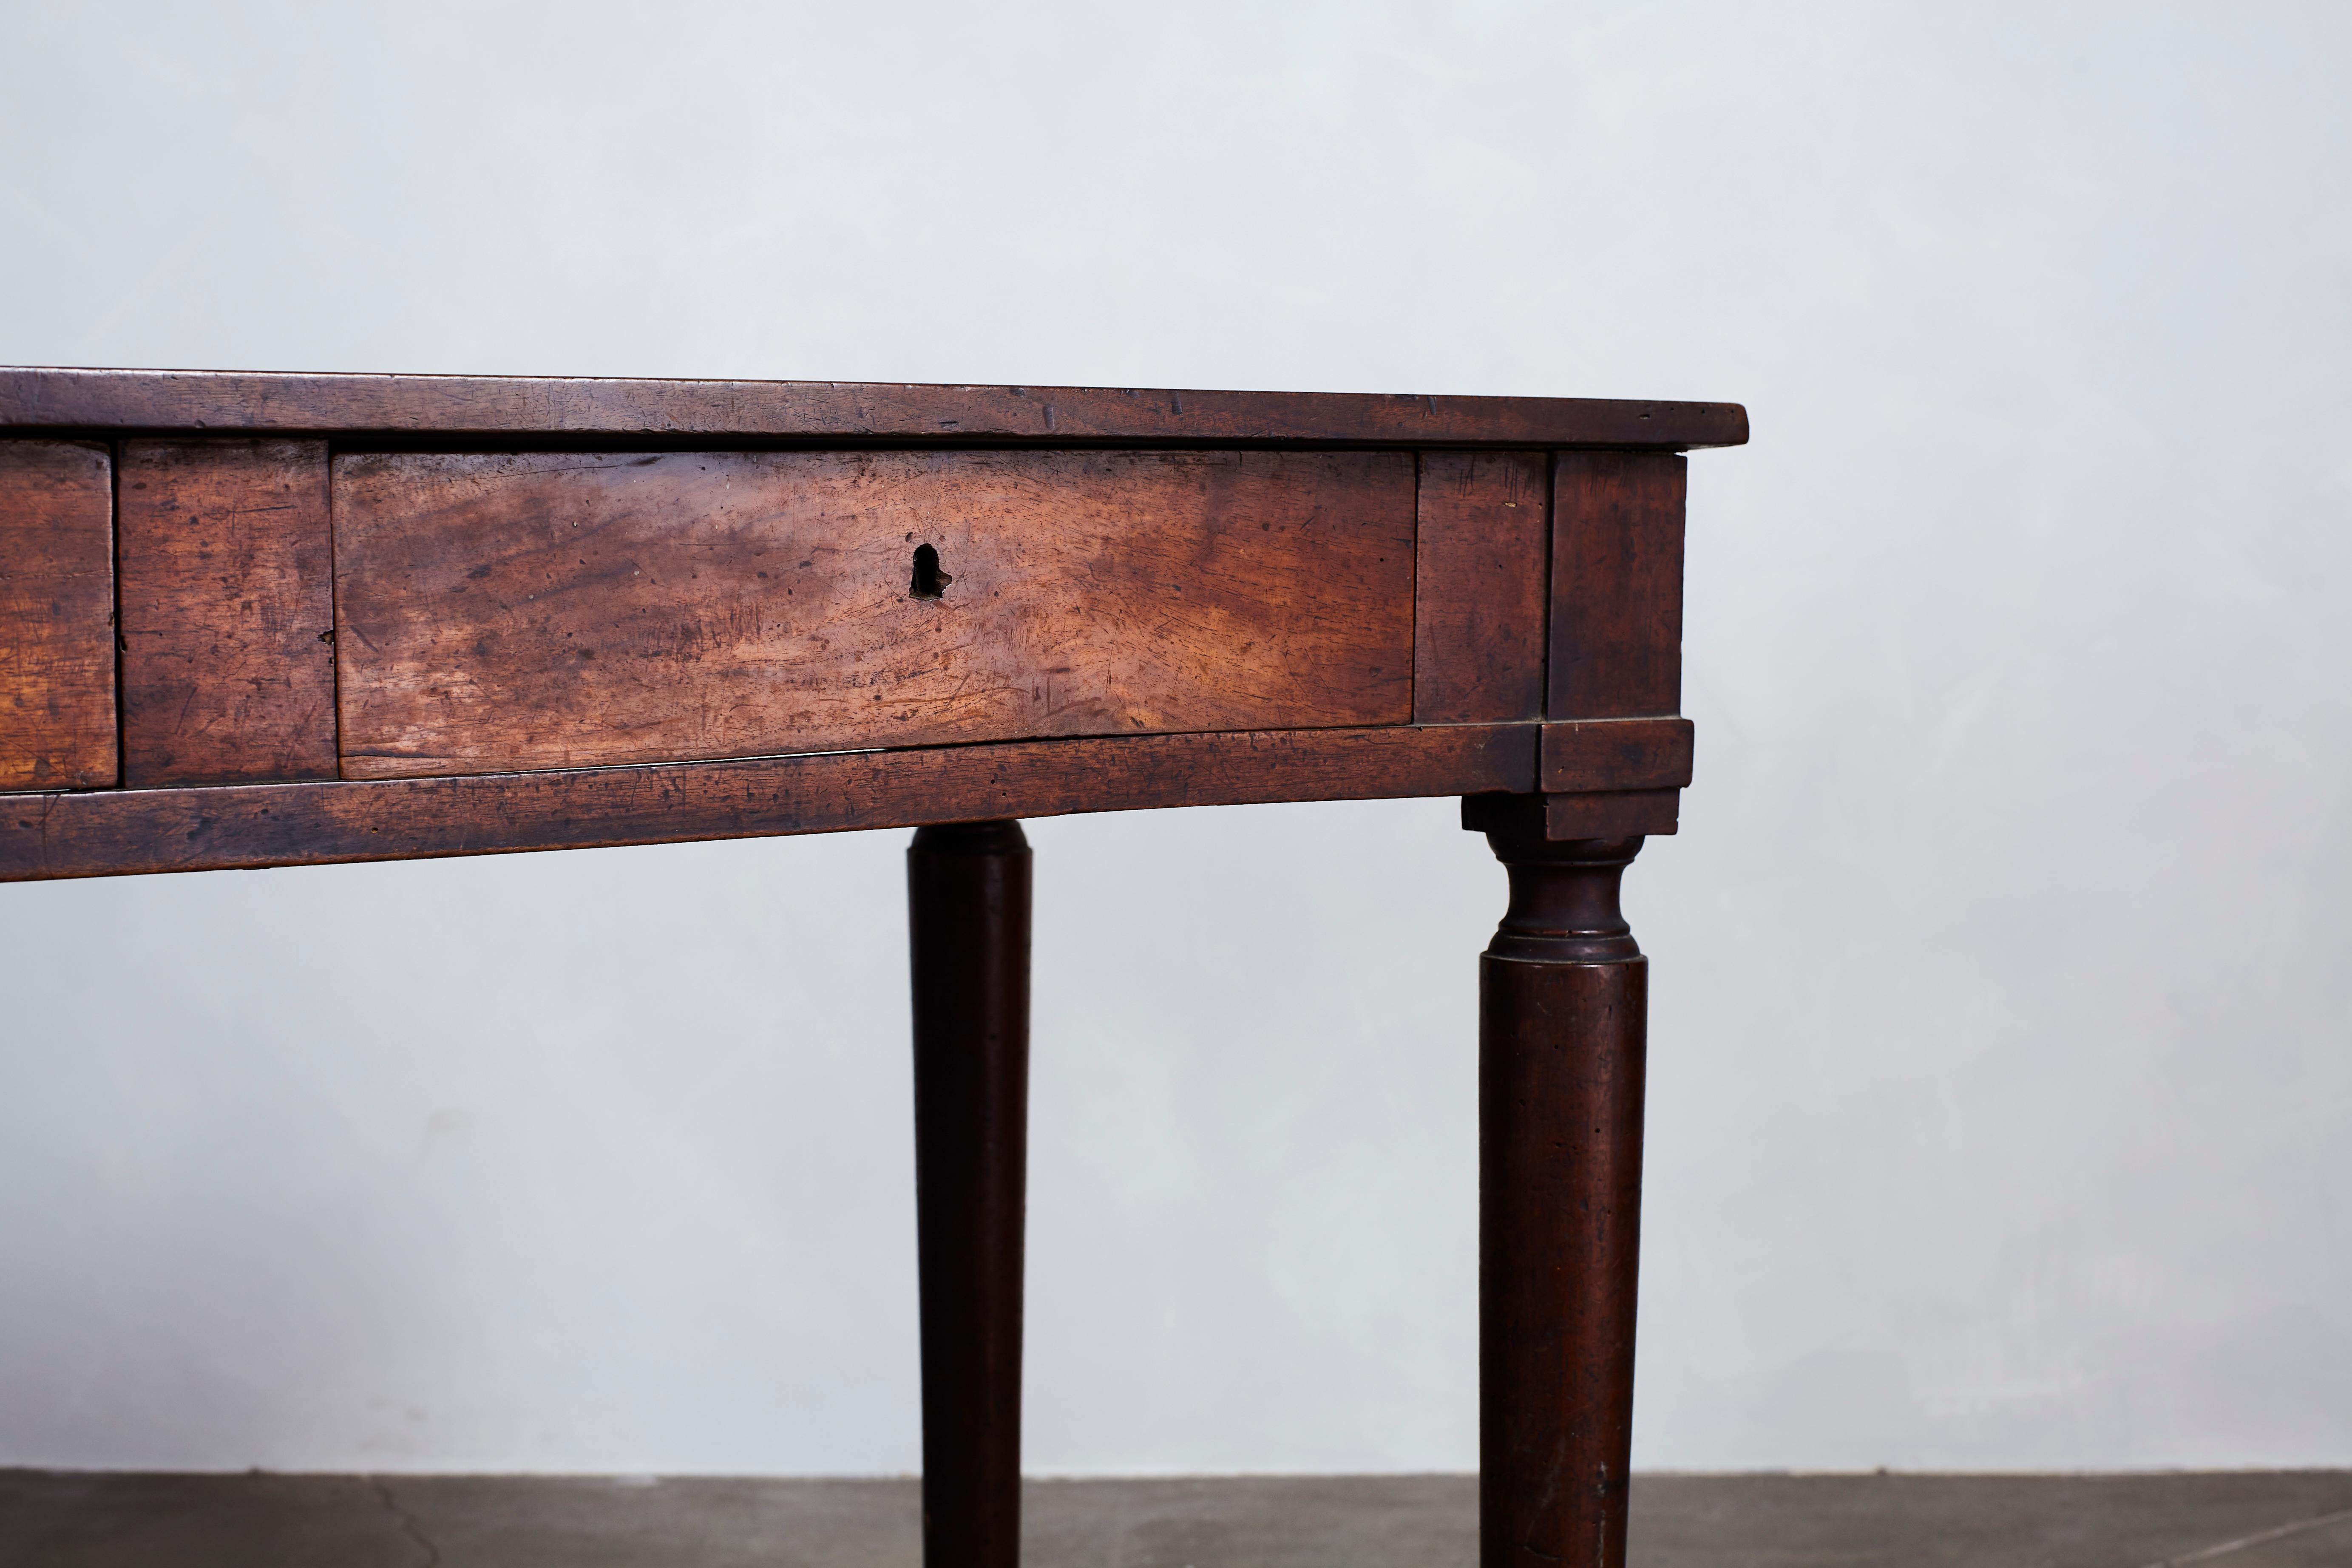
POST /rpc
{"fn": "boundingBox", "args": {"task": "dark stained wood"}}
[117,439,335,786]
[1,722,1538,881]
[1478,832,1648,1568]
[1413,451,1549,725]
[1548,453,1686,720]
[0,367,1752,451]
[3,367,1743,1568]
[0,440,116,790]
[1541,717,1694,792]
[908,821,1031,1568]
[332,449,1415,777]
[1462,788,1679,842]
[1544,790,1677,839]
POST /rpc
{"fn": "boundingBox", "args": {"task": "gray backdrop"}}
[3,2,2347,1474]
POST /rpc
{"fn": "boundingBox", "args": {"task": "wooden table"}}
[0,368,1745,1568]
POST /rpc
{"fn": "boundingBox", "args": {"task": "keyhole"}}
[909,542,952,600]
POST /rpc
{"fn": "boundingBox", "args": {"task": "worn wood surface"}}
[2,722,1538,881]
[1479,834,1648,1568]
[333,448,1415,777]
[1540,718,1694,793]
[4,370,1736,1568]
[1413,451,1548,725]
[1548,453,1686,720]
[0,440,116,790]
[117,439,335,786]
[0,367,1751,451]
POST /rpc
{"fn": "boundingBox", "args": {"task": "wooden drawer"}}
[332,448,1416,778]
[119,439,337,787]
[5,367,1742,879]
[0,440,116,790]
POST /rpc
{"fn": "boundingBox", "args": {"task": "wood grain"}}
[908,819,1031,1568]
[1548,452,1686,720]
[118,439,335,786]
[1480,834,1648,1568]
[332,448,1415,777]
[1413,451,1548,724]
[1540,717,1694,792]
[2,722,1538,881]
[0,367,1752,451]
[1546,791,1677,838]
[0,440,116,790]
[1461,788,1680,840]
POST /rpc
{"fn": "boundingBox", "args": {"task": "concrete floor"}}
[4,1471,2352,1567]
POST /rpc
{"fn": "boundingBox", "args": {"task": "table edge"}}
[1,721,1696,881]
[0,368,1750,450]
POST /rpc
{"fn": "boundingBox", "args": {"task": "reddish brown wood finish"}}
[332,449,1414,777]
[1549,453,1687,720]
[1463,788,1680,842]
[908,821,1032,1568]
[117,439,335,786]
[1541,717,1694,793]
[1413,451,1549,725]
[1,722,1538,882]
[0,365,1748,1568]
[1459,719,1692,841]
[0,367,1751,451]
[1480,832,1648,1568]
[1549,791,1677,838]
[0,440,115,790]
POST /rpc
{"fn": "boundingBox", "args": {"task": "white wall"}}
[3,1,2347,1474]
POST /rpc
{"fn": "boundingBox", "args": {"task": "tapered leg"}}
[908,820,1033,1568]
[1479,831,1648,1568]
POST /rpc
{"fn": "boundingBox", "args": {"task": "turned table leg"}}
[1479,831,1649,1568]
[908,820,1033,1568]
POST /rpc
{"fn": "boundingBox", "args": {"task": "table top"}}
[1,366,1748,449]
[0,368,1744,882]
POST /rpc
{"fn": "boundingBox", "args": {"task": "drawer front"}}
[119,439,337,787]
[333,448,1415,778]
[1,440,116,791]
